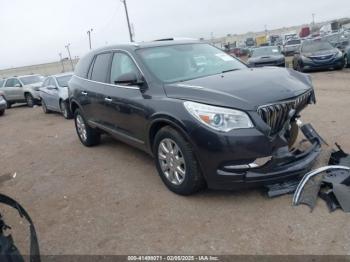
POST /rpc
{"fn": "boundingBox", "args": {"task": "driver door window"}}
[110,53,140,85]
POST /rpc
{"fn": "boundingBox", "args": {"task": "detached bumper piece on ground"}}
[292,144,350,213]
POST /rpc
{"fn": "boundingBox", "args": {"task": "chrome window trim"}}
[73,75,140,90]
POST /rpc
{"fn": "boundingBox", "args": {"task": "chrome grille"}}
[258,91,312,135]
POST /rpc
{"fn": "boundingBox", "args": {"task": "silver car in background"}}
[0,74,44,107]
[283,39,302,56]
[39,73,73,119]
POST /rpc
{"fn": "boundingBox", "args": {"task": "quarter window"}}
[110,53,140,84]
[90,53,112,83]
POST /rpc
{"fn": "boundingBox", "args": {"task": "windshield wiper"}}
[221,68,239,74]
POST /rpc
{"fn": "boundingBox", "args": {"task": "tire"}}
[74,109,100,147]
[60,100,73,119]
[344,55,348,68]
[42,100,50,114]
[25,93,35,107]
[0,110,4,116]
[296,62,304,72]
[7,102,12,109]
[153,126,205,195]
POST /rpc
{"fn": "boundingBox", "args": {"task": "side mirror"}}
[114,72,143,86]
[14,83,22,88]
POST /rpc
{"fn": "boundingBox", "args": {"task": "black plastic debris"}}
[265,179,300,198]
[329,143,350,167]
[293,143,350,212]
[318,189,340,212]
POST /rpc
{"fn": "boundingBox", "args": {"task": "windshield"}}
[19,75,43,85]
[136,43,247,83]
[56,75,72,87]
[286,39,301,45]
[0,80,4,87]
[251,46,281,57]
[302,41,334,53]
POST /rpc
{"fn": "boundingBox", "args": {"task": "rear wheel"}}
[60,100,73,119]
[0,110,4,116]
[74,109,100,147]
[153,126,205,195]
[25,93,35,107]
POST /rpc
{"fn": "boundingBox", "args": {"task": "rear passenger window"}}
[90,53,112,83]
[5,79,14,87]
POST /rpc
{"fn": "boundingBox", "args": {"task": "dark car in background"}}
[69,40,320,195]
[247,46,285,67]
[40,73,73,118]
[293,39,344,72]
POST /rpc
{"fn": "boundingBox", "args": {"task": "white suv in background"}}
[0,74,44,107]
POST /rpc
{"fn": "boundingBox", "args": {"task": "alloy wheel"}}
[76,114,87,141]
[26,94,34,107]
[158,138,186,185]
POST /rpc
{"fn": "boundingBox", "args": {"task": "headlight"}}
[184,101,254,132]
[336,50,343,58]
[301,55,311,62]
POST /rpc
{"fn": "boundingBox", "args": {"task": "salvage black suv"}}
[69,40,321,195]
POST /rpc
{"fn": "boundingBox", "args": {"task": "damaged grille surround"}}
[257,90,314,135]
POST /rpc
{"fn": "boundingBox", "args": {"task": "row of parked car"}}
[246,38,350,72]
[0,73,73,118]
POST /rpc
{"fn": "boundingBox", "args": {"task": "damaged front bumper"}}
[209,124,323,190]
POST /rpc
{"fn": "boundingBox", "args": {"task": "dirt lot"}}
[1,69,350,255]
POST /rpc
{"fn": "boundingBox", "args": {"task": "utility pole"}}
[121,0,134,42]
[264,24,268,36]
[65,43,74,71]
[59,53,65,73]
[312,13,315,27]
[87,28,93,50]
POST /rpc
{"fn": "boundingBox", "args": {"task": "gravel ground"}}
[0,69,350,255]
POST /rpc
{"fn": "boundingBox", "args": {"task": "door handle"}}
[104,97,112,102]
[81,91,88,95]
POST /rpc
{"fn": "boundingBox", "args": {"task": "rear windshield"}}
[19,75,43,85]
[302,41,334,53]
[252,47,281,57]
[56,75,72,87]
[136,43,247,83]
[286,39,301,45]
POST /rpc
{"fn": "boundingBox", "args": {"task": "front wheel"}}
[153,126,205,195]
[25,93,35,107]
[60,100,73,119]
[74,109,100,147]
[42,100,50,114]
[0,110,4,116]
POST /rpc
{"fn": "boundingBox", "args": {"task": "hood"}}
[27,82,43,88]
[303,48,338,58]
[164,67,313,111]
[248,55,284,64]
